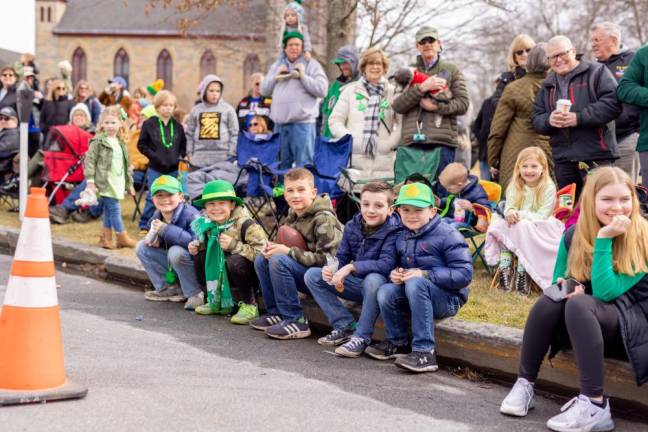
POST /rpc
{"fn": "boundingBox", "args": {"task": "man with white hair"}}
[591,22,640,181]
[236,72,273,132]
[533,35,621,194]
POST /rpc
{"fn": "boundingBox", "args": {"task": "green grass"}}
[0,196,535,328]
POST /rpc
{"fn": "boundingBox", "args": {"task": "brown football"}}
[276,225,308,250]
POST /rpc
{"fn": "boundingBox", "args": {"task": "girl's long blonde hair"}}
[96,105,129,143]
[568,167,648,281]
[506,147,551,210]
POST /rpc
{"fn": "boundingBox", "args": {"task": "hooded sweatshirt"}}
[284,194,343,267]
[261,58,328,125]
[321,44,360,137]
[186,74,239,168]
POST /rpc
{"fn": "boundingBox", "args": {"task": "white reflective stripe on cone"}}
[3,275,58,308]
[13,217,54,262]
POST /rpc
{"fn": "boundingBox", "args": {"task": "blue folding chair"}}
[305,134,353,201]
[234,131,285,238]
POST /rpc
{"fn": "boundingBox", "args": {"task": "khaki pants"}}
[615,133,640,183]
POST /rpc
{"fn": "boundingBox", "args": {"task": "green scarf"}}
[191,216,235,311]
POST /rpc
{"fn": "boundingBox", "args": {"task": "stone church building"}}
[35,0,326,110]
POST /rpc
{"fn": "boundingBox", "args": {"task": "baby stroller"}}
[41,125,92,205]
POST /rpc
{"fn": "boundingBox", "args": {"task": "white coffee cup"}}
[556,99,572,113]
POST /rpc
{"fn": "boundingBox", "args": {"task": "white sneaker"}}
[546,395,615,432]
[184,292,205,311]
[500,377,535,417]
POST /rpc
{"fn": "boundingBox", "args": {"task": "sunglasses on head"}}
[515,48,532,56]
[418,37,437,45]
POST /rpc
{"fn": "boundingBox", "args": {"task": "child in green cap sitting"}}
[189,179,267,324]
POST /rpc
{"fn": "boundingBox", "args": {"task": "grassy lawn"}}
[0,196,536,329]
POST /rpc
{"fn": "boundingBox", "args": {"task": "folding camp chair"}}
[553,183,577,222]
[305,134,352,203]
[458,179,502,274]
[0,151,19,211]
[131,170,148,222]
[233,131,284,238]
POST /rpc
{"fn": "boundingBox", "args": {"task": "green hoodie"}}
[617,45,648,152]
[284,194,343,267]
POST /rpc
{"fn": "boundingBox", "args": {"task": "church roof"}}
[53,0,267,40]
[0,48,21,67]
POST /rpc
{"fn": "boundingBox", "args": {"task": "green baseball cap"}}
[415,26,440,43]
[332,57,348,64]
[151,175,182,195]
[394,182,435,208]
[193,180,244,208]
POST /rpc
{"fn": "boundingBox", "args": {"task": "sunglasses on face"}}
[418,37,437,45]
[1,73,15,78]
[56,86,67,90]
[515,48,532,56]
[0,116,10,121]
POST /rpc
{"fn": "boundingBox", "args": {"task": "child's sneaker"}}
[265,318,311,340]
[195,302,219,315]
[184,292,205,311]
[250,314,283,331]
[230,302,259,325]
[500,377,535,417]
[335,337,369,358]
[364,340,411,360]
[394,350,438,373]
[546,395,614,432]
[317,327,354,346]
[498,267,514,292]
[515,271,531,296]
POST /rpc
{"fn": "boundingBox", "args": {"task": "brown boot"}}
[99,228,115,249]
[115,231,137,248]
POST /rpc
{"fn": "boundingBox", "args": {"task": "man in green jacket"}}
[320,45,359,138]
[617,44,648,187]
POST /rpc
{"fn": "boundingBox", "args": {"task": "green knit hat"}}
[146,79,164,96]
[394,182,435,208]
[151,175,182,195]
[282,31,304,48]
[193,180,244,208]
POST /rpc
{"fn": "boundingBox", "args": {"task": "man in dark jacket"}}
[0,66,18,114]
[0,107,19,179]
[533,35,622,193]
[591,22,640,182]
[471,95,496,181]
[236,73,273,132]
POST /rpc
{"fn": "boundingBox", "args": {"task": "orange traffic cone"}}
[0,188,87,405]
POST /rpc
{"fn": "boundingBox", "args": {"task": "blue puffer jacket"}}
[434,174,489,219]
[395,215,472,303]
[151,202,199,249]
[337,213,402,277]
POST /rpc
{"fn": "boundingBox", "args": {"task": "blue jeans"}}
[62,179,103,218]
[101,197,125,233]
[275,123,316,169]
[254,254,310,321]
[441,217,470,231]
[135,241,201,297]
[479,160,491,181]
[437,145,456,180]
[139,168,178,230]
[377,277,461,352]
[305,268,386,342]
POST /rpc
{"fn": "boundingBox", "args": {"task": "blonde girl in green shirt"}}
[83,105,136,249]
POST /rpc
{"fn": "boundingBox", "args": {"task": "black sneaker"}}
[317,327,354,346]
[394,350,438,373]
[49,205,69,224]
[249,314,283,331]
[71,210,93,223]
[364,340,411,360]
[265,318,311,340]
[335,337,369,358]
[515,271,531,296]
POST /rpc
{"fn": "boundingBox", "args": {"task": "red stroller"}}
[41,125,92,204]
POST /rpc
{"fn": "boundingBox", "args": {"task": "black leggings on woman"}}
[518,294,626,397]
[194,252,258,304]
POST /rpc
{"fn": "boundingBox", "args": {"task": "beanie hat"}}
[285,1,305,23]
[282,31,304,48]
[146,79,164,96]
[69,103,91,123]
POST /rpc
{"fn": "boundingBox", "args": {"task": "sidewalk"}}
[0,225,644,410]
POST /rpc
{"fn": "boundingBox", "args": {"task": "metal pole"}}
[19,122,28,220]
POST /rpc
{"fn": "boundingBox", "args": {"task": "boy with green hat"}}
[136,175,203,310]
[365,182,473,373]
[189,180,267,324]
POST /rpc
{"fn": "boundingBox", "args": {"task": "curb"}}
[0,225,645,409]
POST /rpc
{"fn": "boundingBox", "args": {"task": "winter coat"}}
[336,213,402,278]
[533,60,622,163]
[150,202,199,249]
[137,116,186,173]
[218,205,267,263]
[186,75,239,168]
[471,95,496,163]
[433,174,489,220]
[82,96,102,125]
[0,127,19,155]
[492,66,527,106]
[392,55,469,148]
[0,84,17,114]
[328,77,401,188]
[261,56,328,124]
[284,194,344,267]
[488,72,553,189]
[562,227,648,386]
[394,214,472,303]
[617,45,648,152]
[40,96,74,137]
[83,132,133,194]
[321,44,360,138]
[236,94,273,131]
[599,47,640,141]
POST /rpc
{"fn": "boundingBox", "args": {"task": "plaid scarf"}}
[361,77,385,159]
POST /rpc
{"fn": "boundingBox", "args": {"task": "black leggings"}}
[519,295,626,397]
[194,252,258,304]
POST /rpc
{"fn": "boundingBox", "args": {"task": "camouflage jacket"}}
[285,194,343,267]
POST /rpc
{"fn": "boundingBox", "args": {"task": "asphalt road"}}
[0,254,645,432]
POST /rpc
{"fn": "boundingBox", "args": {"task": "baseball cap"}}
[109,76,127,88]
[416,26,440,43]
[151,175,182,195]
[22,66,36,77]
[394,182,435,208]
[0,106,18,119]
